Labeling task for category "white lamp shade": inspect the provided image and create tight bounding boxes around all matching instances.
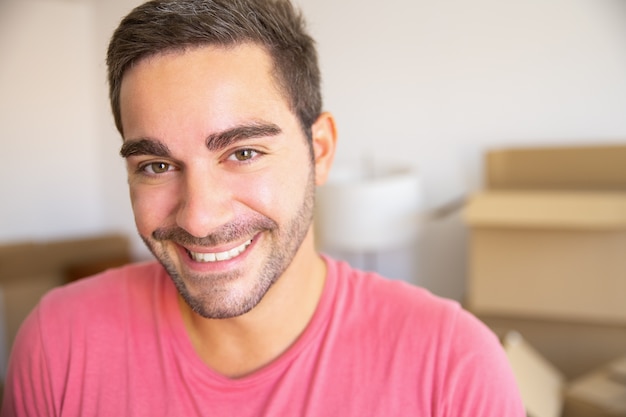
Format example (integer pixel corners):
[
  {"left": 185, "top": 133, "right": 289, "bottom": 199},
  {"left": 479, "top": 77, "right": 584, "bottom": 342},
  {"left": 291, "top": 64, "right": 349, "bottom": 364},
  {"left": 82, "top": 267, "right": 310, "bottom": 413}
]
[{"left": 315, "top": 164, "right": 422, "bottom": 253}]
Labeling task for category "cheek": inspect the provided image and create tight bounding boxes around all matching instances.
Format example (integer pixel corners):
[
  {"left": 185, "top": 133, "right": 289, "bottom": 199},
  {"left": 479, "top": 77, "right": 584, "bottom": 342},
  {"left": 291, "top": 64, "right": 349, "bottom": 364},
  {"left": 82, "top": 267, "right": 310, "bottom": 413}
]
[
  {"left": 232, "top": 173, "right": 276, "bottom": 217},
  {"left": 130, "top": 185, "right": 180, "bottom": 234},
  {"left": 235, "top": 168, "right": 306, "bottom": 221}
]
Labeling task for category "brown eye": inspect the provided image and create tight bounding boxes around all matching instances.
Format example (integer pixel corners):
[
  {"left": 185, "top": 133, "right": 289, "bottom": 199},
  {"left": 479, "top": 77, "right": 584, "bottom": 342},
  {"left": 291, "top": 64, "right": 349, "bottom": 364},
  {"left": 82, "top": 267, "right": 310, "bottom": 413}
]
[
  {"left": 232, "top": 149, "right": 256, "bottom": 161},
  {"left": 146, "top": 162, "right": 171, "bottom": 174}
]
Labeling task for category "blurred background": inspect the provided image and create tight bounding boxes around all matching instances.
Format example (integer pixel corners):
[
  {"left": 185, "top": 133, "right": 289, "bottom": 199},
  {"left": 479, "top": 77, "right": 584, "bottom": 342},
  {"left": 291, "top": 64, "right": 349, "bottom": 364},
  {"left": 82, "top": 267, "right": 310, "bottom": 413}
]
[{"left": 1, "top": 0, "right": 626, "bottom": 410}]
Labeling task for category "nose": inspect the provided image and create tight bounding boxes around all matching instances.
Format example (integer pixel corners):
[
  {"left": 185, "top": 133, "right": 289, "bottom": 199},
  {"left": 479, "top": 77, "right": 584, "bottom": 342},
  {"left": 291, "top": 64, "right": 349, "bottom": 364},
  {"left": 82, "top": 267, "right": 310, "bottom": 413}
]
[{"left": 176, "top": 168, "right": 234, "bottom": 238}]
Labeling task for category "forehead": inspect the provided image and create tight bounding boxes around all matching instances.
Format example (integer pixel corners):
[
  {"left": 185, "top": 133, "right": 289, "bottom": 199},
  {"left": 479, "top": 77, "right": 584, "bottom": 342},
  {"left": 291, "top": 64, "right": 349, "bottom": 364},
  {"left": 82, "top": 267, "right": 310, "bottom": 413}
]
[{"left": 118, "top": 43, "right": 293, "bottom": 139}]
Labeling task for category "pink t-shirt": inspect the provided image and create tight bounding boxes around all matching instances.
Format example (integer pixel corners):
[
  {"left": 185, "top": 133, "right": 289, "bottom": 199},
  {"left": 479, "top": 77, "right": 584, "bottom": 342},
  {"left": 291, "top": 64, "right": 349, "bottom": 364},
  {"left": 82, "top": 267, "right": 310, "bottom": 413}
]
[{"left": 3, "top": 257, "right": 525, "bottom": 416}]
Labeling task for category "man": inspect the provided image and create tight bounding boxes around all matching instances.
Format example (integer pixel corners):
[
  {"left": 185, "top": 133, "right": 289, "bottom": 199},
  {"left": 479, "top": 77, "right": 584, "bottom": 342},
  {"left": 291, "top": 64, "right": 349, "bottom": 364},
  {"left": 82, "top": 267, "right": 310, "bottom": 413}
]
[{"left": 2, "top": 0, "right": 525, "bottom": 415}]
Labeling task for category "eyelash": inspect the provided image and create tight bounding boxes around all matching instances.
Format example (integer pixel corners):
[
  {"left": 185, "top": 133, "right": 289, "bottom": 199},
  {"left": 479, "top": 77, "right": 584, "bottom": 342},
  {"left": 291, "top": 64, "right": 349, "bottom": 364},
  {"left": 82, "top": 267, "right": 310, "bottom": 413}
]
[
  {"left": 134, "top": 147, "right": 264, "bottom": 177},
  {"left": 227, "top": 148, "right": 261, "bottom": 162},
  {"left": 137, "top": 161, "right": 176, "bottom": 176}
]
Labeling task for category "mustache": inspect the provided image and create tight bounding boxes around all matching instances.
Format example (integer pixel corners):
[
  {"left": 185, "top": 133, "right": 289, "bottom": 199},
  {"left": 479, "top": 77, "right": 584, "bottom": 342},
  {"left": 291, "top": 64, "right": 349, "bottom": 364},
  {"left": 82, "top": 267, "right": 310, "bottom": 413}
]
[{"left": 152, "top": 216, "right": 277, "bottom": 247}]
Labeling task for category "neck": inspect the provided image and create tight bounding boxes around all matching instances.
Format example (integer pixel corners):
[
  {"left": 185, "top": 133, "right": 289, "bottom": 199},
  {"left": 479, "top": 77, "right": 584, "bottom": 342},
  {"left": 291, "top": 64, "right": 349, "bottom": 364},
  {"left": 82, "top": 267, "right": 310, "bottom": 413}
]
[{"left": 178, "top": 228, "right": 327, "bottom": 378}]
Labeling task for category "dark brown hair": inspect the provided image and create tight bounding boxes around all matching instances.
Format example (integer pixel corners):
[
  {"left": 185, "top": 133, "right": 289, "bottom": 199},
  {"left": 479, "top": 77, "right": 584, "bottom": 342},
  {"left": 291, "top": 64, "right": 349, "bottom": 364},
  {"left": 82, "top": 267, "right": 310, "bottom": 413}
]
[{"left": 107, "top": 0, "right": 321, "bottom": 140}]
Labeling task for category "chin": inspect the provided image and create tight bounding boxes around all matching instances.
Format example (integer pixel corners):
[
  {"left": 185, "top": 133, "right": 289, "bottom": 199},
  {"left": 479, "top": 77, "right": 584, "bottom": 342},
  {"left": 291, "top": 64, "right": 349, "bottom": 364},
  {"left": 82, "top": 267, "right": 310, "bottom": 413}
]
[{"left": 174, "top": 256, "right": 283, "bottom": 319}]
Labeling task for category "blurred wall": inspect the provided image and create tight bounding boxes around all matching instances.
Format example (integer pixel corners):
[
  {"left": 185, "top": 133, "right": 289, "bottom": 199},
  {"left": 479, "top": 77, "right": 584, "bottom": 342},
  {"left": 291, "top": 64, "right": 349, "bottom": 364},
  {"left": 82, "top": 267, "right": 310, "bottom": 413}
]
[
  {"left": 1, "top": 0, "right": 625, "bottom": 299},
  {"left": 0, "top": 0, "right": 143, "bottom": 246},
  {"left": 0, "top": 0, "right": 102, "bottom": 240},
  {"left": 299, "top": 0, "right": 626, "bottom": 207}
]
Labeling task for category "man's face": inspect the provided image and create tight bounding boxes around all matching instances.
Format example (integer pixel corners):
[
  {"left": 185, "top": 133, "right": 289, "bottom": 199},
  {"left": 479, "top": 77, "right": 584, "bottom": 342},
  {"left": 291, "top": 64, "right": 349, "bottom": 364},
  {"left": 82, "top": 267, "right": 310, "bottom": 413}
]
[{"left": 119, "top": 44, "right": 317, "bottom": 319}]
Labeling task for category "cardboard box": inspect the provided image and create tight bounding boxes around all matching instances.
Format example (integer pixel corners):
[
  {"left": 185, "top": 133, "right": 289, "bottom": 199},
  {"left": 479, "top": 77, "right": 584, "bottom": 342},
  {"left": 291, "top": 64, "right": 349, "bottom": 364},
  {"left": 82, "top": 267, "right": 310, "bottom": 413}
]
[
  {"left": 564, "top": 356, "right": 626, "bottom": 417},
  {"left": 502, "top": 331, "right": 626, "bottom": 417},
  {"left": 480, "top": 315, "right": 626, "bottom": 380},
  {"left": 469, "top": 144, "right": 626, "bottom": 416},
  {"left": 464, "top": 191, "right": 626, "bottom": 324},
  {"left": 503, "top": 331, "right": 566, "bottom": 417},
  {"left": 486, "top": 145, "right": 626, "bottom": 191}
]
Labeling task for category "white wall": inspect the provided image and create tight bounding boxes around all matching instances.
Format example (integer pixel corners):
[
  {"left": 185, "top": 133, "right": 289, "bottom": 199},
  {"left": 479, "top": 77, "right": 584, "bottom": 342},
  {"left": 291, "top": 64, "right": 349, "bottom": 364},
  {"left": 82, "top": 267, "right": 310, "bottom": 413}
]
[
  {"left": 299, "top": 0, "right": 626, "bottom": 207},
  {"left": 0, "top": 0, "right": 144, "bottom": 250},
  {"left": 2, "top": 0, "right": 625, "bottom": 298},
  {"left": 92, "top": 0, "right": 145, "bottom": 257},
  {"left": 0, "top": 0, "right": 102, "bottom": 241}
]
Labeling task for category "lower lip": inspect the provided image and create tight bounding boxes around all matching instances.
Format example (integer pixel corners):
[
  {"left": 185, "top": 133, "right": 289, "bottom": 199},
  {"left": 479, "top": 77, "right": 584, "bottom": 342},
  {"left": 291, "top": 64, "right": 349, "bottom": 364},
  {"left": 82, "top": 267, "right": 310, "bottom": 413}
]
[{"left": 176, "top": 235, "right": 259, "bottom": 273}]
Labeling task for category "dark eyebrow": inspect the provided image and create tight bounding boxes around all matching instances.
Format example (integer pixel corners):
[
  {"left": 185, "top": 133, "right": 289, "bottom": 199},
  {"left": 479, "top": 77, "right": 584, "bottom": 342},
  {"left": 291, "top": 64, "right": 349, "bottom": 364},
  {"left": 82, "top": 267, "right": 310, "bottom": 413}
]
[
  {"left": 119, "top": 138, "right": 171, "bottom": 159},
  {"left": 119, "top": 122, "right": 281, "bottom": 158},
  {"left": 205, "top": 122, "right": 282, "bottom": 152}
]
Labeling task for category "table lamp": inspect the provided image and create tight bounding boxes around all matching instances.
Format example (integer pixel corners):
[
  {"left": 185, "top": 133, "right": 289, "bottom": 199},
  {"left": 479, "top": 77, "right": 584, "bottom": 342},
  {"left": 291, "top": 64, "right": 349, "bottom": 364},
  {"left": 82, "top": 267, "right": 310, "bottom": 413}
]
[{"left": 315, "top": 162, "right": 422, "bottom": 273}]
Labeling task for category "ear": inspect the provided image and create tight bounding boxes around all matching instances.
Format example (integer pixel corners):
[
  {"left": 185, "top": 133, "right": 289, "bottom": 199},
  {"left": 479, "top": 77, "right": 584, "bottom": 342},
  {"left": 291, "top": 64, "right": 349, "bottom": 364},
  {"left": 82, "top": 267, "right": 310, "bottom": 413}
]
[{"left": 311, "top": 112, "right": 337, "bottom": 186}]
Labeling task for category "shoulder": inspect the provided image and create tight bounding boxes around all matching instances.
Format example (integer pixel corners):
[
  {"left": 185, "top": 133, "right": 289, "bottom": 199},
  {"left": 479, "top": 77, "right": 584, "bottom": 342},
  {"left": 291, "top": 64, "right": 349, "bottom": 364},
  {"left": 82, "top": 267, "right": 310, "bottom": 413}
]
[
  {"left": 323, "top": 257, "right": 525, "bottom": 415},
  {"left": 323, "top": 256, "right": 479, "bottom": 358},
  {"left": 15, "top": 260, "right": 168, "bottom": 374},
  {"left": 31, "top": 261, "right": 167, "bottom": 341},
  {"left": 39, "top": 261, "right": 164, "bottom": 314},
  {"left": 3, "top": 261, "right": 172, "bottom": 414},
  {"left": 325, "top": 256, "right": 506, "bottom": 357},
  {"left": 326, "top": 256, "right": 463, "bottom": 326}
]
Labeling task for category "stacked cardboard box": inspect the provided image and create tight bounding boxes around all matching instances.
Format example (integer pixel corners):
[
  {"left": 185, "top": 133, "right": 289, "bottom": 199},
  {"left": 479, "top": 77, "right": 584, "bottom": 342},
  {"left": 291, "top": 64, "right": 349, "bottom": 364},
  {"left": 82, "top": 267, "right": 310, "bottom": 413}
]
[
  {"left": 504, "top": 331, "right": 626, "bottom": 417},
  {"left": 565, "top": 355, "right": 626, "bottom": 417},
  {"left": 464, "top": 144, "right": 626, "bottom": 416}
]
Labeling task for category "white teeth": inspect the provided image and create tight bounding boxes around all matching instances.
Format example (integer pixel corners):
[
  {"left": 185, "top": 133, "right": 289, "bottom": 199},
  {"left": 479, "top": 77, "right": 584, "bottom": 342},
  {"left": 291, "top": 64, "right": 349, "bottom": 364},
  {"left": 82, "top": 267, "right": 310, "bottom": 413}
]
[
  {"left": 189, "top": 239, "right": 252, "bottom": 263},
  {"left": 215, "top": 252, "right": 229, "bottom": 261}
]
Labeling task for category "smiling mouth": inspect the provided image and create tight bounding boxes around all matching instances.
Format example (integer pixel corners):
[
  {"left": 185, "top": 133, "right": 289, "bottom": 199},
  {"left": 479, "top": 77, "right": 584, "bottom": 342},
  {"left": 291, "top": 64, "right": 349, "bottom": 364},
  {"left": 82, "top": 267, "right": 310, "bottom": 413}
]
[{"left": 187, "top": 239, "right": 253, "bottom": 263}]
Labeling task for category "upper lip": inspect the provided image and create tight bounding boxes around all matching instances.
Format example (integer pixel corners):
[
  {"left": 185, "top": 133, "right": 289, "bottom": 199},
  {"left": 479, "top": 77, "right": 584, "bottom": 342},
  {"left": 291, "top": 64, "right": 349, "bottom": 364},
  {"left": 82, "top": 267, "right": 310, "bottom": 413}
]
[
  {"left": 181, "top": 236, "right": 254, "bottom": 254},
  {"left": 181, "top": 235, "right": 255, "bottom": 255}
]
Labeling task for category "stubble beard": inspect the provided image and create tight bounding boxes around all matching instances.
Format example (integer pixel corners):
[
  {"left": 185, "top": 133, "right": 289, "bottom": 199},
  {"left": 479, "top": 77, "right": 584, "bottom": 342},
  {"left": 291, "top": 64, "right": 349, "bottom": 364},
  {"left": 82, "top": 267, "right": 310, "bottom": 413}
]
[{"left": 140, "top": 171, "right": 316, "bottom": 319}]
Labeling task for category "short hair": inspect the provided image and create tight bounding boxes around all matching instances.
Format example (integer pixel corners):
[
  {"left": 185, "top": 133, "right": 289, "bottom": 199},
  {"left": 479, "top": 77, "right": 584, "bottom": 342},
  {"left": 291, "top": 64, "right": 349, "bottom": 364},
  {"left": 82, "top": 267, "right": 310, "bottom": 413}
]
[{"left": 106, "top": 0, "right": 322, "bottom": 141}]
